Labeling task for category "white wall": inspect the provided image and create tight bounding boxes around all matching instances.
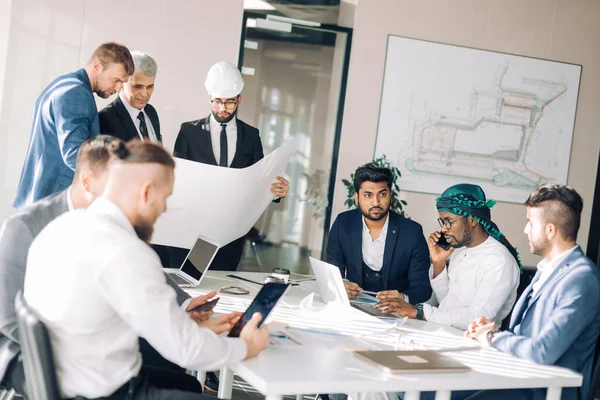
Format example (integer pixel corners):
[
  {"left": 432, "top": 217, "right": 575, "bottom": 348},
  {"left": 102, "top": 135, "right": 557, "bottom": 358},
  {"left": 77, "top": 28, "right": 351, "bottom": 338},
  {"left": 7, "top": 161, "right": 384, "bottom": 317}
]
[
  {"left": 334, "top": 0, "right": 600, "bottom": 268},
  {"left": 0, "top": 0, "right": 244, "bottom": 222}
]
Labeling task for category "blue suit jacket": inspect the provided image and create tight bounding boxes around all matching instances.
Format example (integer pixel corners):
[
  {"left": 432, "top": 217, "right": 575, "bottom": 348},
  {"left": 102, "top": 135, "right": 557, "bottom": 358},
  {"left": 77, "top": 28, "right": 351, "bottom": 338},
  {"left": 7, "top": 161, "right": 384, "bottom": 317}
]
[
  {"left": 13, "top": 69, "right": 100, "bottom": 210},
  {"left": 326, "top": 209, "right": 432, "bottom": 304},
  {"left": 493, "top": 247, "right": 600, "bottom": 400}
]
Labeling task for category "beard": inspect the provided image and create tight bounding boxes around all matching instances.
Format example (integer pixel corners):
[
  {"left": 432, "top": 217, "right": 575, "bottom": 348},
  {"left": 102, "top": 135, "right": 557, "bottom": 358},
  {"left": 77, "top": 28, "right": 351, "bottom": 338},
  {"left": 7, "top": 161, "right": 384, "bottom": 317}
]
[
  {"left": 360, "top": 205, "right": 390, "bottom": 222},
  {"left": 447, "top": 227, "right": 472, "bottom": 248},
  {"left": 530, "top": 236, "right": 551, "bottom": 257},
  {"left": 96, "top": 89, "right": 112, "bottom": 99},
  {"left": 133, "top": 220, "right": 154, "bottom": 243},
  {"left": 212, "top": 108, "right": 237, "bottom": 124}
]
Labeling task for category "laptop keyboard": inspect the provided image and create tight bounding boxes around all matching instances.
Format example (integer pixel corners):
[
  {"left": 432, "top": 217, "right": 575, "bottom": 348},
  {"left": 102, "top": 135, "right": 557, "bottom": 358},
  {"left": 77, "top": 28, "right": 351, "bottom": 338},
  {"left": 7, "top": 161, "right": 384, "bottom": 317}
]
[{"left": 166, "top": 273, "right": 194, "bottom": 286}]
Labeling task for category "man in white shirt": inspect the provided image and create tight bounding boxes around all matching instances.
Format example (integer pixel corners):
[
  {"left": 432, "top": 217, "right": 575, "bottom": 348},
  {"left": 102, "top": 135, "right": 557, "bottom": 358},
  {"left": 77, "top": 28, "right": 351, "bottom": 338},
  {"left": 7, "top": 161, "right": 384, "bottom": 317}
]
[
  {"left": 99, "top": 51, "right": 162, "bottom": 143},
  {"left": 466, "top": 184, "right": 600, "bottom": 400},
  {"left": 376, "top": 183, "right": 520, "bottom": 330},
  {"left": 24, "top": 140, "right": 269, "bottom": 399}
]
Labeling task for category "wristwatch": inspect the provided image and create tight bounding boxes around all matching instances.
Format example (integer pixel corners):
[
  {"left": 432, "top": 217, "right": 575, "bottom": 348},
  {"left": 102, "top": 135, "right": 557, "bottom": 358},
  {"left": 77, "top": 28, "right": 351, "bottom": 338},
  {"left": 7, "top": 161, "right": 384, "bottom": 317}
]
[
  {"left": 486, "top": 328, "right": 500, "bottom": 345},
  {"left": 415, "top": 303, "right": 425, "bottom": 320}
]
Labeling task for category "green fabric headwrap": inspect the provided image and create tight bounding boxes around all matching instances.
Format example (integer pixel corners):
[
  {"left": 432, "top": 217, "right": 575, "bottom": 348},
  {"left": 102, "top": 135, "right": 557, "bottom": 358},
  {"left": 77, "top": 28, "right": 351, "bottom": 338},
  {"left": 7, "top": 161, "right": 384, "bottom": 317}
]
[{"left": 436, "top": 184, "right": 522, "bottom": 271}]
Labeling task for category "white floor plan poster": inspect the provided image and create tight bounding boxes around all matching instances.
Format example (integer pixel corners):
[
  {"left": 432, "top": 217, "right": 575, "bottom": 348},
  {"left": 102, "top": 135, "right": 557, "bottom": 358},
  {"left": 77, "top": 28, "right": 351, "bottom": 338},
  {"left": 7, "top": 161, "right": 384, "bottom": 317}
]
[{"left": 375, "top": 36, "right": 582, "bottom": 203}]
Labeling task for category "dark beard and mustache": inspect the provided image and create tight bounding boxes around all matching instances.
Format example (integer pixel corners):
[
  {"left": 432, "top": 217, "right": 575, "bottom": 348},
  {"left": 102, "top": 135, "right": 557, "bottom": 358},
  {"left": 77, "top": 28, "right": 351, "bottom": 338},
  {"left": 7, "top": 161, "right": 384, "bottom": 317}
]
[
  {"left": 134, "top": 220, "right": 154, "bottom": 243},
  {"left": 212, "top": 108, "right": 237, "bottom": 124}
]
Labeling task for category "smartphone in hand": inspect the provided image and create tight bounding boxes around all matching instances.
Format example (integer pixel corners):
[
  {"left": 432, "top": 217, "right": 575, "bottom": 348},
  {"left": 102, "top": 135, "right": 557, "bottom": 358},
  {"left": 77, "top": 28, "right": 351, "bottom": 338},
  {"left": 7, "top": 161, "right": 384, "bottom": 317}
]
[
  {"left": 188, "top": 297, "right": 220, "bottom": 313},
  {"left": 227, "top": 283, "right": 288, "bottom": 338},
  {"left": 436, "top": 232, "right": 451, "bottom": 250}
]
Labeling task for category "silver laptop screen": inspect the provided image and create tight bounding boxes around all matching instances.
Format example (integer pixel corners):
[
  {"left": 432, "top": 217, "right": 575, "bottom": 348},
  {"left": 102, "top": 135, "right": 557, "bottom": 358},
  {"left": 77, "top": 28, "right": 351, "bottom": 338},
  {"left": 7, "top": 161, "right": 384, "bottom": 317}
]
[{"left": 180, "top": 238, "right": 219, "bottom": 281}]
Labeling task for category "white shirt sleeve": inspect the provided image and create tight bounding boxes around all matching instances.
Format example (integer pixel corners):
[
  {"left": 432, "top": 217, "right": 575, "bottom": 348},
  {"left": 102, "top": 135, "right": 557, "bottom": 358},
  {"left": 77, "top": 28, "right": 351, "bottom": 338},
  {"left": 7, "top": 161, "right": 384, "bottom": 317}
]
[
  {"left": 429, "top": 264, "right": 450, "bottom": 303},
  {"left": 423, "top": 256, "right": 519, "bottom": 330},
  {"left": 94, "top": 248, "right": 247, "bottom": 371}
]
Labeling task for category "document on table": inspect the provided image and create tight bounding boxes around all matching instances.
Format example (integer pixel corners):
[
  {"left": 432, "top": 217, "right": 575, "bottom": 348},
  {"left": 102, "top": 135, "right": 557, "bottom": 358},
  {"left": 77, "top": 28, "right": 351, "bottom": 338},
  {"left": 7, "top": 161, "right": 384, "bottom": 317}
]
[{"left": 151, "top": 137, "right": 299, "bottom": 248}]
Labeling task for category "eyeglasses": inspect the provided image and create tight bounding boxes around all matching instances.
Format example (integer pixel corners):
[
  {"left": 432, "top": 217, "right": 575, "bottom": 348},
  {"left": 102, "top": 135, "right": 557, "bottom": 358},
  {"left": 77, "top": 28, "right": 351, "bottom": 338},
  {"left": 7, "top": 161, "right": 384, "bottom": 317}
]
[
  {"left": 219, "top": 285, "right": 249, "bottom": 295},
  {"left": 437, "top": 215, "right": 464, "bottom": 229},
  {"left": 211, "top": 99, "right": 238, "bottom": 110}
]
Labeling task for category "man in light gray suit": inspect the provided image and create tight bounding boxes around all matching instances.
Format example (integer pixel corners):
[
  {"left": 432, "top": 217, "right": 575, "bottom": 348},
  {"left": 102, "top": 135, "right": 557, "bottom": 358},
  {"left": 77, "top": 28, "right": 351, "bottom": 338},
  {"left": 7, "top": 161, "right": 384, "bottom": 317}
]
[
  {"left": 0, "top": 136, "right": 212, "bottom": 394},
  {"left": 466, "top": 184, "right": 600, "bottom": 400}
]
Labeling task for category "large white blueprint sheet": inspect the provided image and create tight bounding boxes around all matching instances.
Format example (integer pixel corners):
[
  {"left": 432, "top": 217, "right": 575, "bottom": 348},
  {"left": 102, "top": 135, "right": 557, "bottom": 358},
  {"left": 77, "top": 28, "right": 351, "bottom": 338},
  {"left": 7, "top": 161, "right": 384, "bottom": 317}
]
[{"left": 152, "top": 138, "right": 298, "bottom": 248}]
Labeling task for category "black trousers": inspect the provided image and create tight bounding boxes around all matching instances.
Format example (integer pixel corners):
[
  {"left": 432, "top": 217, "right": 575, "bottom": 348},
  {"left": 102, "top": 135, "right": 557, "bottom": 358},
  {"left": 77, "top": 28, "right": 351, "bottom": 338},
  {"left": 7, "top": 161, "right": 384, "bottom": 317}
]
[
  {"left": 1, "top": 340, "right": 204, "bottom": 397},
  {"left": 68, "top": 371, "right": 211, "bottom": 400}
]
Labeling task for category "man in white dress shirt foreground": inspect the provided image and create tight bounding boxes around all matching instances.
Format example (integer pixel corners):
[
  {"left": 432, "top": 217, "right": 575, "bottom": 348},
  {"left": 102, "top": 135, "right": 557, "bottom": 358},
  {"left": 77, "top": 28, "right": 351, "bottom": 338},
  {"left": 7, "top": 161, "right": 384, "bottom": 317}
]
[
  {"left": 376, "top": 183, "right": 521, "bottom": 330},
  {"left": 24, "top": 140, "right": 269, "bottom": 399}
]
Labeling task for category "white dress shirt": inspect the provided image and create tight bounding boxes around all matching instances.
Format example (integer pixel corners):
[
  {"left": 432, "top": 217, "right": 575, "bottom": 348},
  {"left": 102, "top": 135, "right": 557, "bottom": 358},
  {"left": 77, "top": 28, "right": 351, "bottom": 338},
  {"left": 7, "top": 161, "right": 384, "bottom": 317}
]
[
  {"left": 361, "top": 216, "right": 389, "bottom": 272},
  {"left": 532, "top": 246, "right": 577, "bottom": 296},
  {"left": 423, "top": 235, "right": 520, "bottom": 330},
  {"left": 24, "top": 198, "right": 247, "bottom": 398},
  {"left": 209, "top": 114, "right": 237, "bottom": 167},
  {"left": 119, "top": 92, "right": 159, "bottom": 142}
]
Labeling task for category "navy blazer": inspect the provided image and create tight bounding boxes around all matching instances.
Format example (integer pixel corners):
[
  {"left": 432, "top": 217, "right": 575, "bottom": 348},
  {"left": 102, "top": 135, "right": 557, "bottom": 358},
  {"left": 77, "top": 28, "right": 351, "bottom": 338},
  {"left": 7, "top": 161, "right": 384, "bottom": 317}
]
[
  {"left": 13, "top": 69, "right": 100, "bottom": 209},
  {"left": 98, "top": 95, "right": 162, "bottom": 142},
  {"left": 493, "top": 247, "right": 600, "bottom": 400},
  {"left": 326, "top": 209, "right": 432, "bottom": 304}
]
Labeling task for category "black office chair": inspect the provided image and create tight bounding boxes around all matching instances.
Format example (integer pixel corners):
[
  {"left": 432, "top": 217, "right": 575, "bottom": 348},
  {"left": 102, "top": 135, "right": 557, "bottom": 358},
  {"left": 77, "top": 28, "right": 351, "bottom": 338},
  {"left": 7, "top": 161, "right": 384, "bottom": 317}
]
[{"left": 14, "top": 291, "right": 60, "bottom": 400}]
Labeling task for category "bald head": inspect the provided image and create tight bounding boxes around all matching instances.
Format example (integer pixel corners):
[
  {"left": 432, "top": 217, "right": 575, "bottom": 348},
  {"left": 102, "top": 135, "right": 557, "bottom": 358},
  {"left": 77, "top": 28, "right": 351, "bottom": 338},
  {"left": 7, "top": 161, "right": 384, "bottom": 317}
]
[{"left": 104, "top": 140, "right": 175, "bottom": 242}]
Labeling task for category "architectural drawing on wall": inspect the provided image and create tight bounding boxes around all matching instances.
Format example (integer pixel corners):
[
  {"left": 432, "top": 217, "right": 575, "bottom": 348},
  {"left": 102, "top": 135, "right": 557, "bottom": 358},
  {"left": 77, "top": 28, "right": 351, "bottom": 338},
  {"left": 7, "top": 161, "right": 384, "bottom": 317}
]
[{"left": 375, "top": 36, "right": 582, "bottom": 203}]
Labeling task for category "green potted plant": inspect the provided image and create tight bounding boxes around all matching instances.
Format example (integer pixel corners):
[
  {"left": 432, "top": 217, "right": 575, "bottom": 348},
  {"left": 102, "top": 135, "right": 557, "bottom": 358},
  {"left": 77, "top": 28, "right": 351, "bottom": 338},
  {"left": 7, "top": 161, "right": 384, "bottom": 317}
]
[{"left": 341, "top": 154, "right": 408, "bottom": 217}]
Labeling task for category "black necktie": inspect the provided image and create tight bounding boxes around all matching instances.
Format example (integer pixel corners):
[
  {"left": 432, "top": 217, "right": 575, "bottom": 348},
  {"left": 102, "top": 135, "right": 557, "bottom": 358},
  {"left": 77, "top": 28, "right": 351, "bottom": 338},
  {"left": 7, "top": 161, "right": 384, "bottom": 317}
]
[
  {"left": 219, "top": 123, "right": 228, "bottom": 167},
  {"left": 137, "top": 111, "right": 149, "bottom": 139}
]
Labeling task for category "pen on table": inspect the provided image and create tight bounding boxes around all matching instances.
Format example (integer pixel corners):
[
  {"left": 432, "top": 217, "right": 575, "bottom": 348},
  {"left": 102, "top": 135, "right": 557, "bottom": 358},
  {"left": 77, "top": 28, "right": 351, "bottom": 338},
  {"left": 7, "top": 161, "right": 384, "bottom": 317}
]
[
  {"left": 270, "top": 334, "right": 302, "bottom": 345},
  {"left": 342, "top": 279, "right": 378, "bottom": 297}
]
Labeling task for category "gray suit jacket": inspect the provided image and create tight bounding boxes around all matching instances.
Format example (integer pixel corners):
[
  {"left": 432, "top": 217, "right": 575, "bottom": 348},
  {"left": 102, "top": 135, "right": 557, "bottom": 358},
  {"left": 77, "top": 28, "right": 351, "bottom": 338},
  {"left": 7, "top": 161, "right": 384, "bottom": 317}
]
[
  {"left": 493, "top": 247, "right": 600, "bottom": 400},
  {"left": 0, "top": 190, "right": 190, "bottom": 381}
]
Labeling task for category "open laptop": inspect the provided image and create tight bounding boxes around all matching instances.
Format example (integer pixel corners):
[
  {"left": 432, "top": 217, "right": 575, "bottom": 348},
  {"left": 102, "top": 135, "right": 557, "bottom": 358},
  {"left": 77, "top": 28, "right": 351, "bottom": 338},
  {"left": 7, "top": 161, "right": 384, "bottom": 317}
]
[
  {"left": 309, "top": 257, "right": 388, "bottom": 318},
  {"left": 163, "top": 235, "right": 220, "bottom": 288}
]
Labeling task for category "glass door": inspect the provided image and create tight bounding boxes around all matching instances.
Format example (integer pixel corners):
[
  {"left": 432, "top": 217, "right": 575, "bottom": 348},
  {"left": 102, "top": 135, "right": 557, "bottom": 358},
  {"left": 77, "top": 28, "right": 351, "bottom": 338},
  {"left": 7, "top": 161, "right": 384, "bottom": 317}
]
[{"left": 237, "top": 12, "right": 351, "bottom": 274}]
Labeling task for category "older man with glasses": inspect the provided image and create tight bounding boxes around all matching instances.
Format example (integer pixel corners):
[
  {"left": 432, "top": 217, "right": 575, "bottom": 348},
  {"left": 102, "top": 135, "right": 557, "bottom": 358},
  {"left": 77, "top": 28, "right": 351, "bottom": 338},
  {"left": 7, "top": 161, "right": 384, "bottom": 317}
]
[{"left": 375, "top": 183, "right": 521, "bottom": 330}]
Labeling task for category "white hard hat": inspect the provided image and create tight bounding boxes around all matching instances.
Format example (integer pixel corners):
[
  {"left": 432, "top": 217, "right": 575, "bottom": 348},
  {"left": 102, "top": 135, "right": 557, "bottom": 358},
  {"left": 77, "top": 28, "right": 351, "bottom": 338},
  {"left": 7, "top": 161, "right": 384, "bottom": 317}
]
[{"left": 205, "top": 61, "right": 245, "bottom": 98}]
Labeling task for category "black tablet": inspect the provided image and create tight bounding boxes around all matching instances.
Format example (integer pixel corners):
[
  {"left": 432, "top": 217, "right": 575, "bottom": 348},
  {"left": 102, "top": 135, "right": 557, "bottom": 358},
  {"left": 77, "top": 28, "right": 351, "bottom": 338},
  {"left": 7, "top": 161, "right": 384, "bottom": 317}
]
[{"left": 227, "top": 282, "right": 288, "bottom": 337}]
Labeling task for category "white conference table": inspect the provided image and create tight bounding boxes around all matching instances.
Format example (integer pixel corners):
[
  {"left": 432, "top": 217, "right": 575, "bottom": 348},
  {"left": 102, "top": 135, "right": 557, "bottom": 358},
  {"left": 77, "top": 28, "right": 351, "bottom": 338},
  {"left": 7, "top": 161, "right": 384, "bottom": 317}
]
[{"left": 187, "top": 271, "right": 582, "bottom": 400}]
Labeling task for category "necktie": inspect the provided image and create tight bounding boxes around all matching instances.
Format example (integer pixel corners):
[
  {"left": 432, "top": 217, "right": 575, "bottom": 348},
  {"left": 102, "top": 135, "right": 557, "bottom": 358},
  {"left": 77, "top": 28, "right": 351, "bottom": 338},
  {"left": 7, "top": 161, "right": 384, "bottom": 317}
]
[
  {"left": 137, "top": 111, "right": 149, "bottom": 139},
  {"left": 219, "top": 123, "right": 228, "bottom": 167}
]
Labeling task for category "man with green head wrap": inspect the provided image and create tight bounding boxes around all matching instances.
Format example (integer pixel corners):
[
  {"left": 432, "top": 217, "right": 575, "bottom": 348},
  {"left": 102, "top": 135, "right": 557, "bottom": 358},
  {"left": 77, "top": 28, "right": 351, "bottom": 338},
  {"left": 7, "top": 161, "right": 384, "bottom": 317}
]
[{"left": 375, "top": 183, "right": 520, "bottom": 330}]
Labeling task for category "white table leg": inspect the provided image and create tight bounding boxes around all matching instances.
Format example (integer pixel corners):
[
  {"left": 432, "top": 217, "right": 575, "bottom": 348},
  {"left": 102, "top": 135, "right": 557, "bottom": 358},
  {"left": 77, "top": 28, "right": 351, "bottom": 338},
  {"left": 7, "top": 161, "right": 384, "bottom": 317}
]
[
  {"left": 196, "top": 371, "right": 206, "bottom": 384},
  {"left": 404, "top": 392, "right": 421, "bottom": 400},
  {"left": 265, "top": 396, "right": 284, "bottom": 400},
  {"left": 217, "top": 367, "right": 234, "bottom": 399},
  {"left": 295, "top": 395, "right": 303, "bottom": 400},
  {"left": 348, "top": 393, "right": 359, "bottom": 400},
  {"left": 434, "top": 391, "right": 451, "bottom": 400},
  {"left": 545, "top": 387, "right": 562, "bottom": 400}
]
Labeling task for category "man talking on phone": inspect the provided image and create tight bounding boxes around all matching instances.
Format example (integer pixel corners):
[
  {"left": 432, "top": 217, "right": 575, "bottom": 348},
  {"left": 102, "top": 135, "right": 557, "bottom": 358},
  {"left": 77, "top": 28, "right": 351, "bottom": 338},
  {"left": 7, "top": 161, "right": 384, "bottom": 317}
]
[{"left": 375, "top": 183, "right": 520, "bottom": 330}]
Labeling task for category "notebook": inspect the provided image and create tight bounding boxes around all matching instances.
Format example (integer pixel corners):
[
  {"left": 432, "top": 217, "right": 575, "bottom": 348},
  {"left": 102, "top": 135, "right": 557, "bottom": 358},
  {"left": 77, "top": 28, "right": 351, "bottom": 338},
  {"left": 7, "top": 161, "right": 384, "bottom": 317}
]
[{"left": 353, "top": 350, "right": 471, "bottom": 374}]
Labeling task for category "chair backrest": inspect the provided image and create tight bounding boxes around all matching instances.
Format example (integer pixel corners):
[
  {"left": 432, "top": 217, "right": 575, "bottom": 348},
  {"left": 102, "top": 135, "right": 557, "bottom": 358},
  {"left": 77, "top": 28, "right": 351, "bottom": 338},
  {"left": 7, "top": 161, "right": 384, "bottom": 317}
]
[
  {"left": 14, "top": 292, "right": 61, "bottom": 400},
  {"left": 590, "top": 337, "right": 600, "bottom": 400}
]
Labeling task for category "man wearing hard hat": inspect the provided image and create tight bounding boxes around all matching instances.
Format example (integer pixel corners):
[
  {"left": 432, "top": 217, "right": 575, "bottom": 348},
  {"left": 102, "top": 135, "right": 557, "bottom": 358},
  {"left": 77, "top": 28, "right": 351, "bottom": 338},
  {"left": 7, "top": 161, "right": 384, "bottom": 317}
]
[{"left": 174, "top": 61, "right": 289, "bottom": 273}]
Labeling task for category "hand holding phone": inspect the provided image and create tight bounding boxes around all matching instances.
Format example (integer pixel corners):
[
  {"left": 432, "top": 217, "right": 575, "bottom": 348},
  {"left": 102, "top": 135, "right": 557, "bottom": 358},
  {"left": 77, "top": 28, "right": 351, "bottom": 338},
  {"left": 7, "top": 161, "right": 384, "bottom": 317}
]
[
  {"left": 436, "top": 231, "right": 451, "bottom": 250},
  {"left": 228, "top": 283, "right": 288, "bottom": 338},
  {"left": 188, "top": 297, "right": 220, "bottom": 313}
]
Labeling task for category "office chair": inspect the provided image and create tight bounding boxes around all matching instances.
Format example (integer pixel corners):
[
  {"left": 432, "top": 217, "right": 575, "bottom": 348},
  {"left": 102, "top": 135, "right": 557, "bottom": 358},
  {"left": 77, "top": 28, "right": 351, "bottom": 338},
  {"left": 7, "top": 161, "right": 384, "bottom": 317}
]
[
  {"left": 14, "top": 292, "right": 61, "bottom": 400},
  {"left": 590, "top": 336, "right": 600, "bottom": 400}
]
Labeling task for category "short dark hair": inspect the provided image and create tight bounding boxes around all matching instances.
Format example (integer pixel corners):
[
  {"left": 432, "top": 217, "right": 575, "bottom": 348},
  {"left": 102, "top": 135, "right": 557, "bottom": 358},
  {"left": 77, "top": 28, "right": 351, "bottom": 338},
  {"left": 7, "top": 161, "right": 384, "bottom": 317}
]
[
  {"left": 74, "top": 135, "right": 120, "bottom": 177},
  {"left": 89, "top": 42, "right": 135, "bottom": 76},
  {"left": 109, "top": 139, "right": 175, "bottom": 169},
  {"left": 525, "top": 184, "right": 584, "bottom": 241},
  {"left": 353, "top": 163, "right": 393, "bottom": 194}
]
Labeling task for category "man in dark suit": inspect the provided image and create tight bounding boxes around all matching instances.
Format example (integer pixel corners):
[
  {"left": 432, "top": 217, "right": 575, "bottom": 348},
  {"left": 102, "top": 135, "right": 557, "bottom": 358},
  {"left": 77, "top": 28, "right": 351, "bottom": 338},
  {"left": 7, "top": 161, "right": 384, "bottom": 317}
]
[
  {"left": 326, "top": 164, "right": 432, "bottom": 305},
  {"left": 173, "top": 61, "right": 289, "bottom": 272},
  {"left": 99, "top": 51, "right": 162, "bottom": 143}
]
